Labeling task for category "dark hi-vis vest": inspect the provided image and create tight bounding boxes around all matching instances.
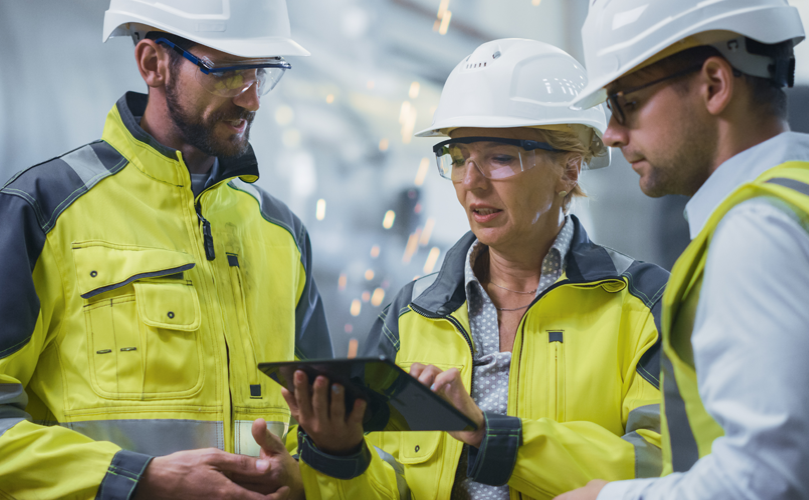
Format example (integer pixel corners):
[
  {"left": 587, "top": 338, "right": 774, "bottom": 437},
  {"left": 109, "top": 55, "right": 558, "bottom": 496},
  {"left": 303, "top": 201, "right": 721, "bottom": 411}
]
[{"left": 660, "top": 161, "right": 809, "bottom": 474}]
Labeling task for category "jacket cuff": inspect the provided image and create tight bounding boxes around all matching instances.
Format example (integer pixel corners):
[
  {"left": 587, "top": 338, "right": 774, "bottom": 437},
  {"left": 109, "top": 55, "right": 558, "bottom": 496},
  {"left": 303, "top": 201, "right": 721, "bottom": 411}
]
[
  {"left": 297, "top": 429, "right": 372, "bottom": 479},
  {"left": 467, "top": 413, "right": 522, "bottom": 486},
  {"left": 95, "top": 449, "right": 153, "bottom": 500}
]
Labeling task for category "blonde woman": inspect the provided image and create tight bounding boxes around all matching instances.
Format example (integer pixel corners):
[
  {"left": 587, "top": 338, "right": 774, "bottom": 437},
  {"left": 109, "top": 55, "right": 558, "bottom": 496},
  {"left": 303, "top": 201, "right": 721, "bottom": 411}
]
[{"left": 287, "top": 39, "right": 668, "bottom": 500}]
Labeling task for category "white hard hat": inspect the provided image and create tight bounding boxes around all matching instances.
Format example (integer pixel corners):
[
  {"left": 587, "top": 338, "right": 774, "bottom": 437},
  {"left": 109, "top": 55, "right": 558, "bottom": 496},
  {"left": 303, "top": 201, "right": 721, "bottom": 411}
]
[
  {"left": 417, "top": 38, "right": 611, "bottom": 169},
  {"left": 103, "top": 0, "right": 310, "bottom": 58},
  {"left": 573, "top": 0, "right": 805, "bottom": 110}
]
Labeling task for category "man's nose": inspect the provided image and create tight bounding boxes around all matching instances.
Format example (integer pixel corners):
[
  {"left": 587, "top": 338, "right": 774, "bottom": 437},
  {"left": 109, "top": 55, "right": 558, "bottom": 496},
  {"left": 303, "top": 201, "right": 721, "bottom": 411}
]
[
  {"left": 602, "top": 114, "right": 628, "bottom": 149},
  {"left": 232, "top": 80, "right": 261, "bottom": 112}
]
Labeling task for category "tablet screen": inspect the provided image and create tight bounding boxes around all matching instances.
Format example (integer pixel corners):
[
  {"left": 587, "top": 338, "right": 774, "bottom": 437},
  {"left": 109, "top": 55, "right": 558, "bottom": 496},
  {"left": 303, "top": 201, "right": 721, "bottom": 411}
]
[{"left": 258, "top": 356, "right": 477, "bottom": 432}]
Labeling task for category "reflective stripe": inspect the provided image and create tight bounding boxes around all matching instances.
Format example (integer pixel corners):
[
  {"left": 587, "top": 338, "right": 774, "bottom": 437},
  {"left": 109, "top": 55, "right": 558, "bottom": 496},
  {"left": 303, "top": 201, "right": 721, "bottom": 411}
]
[
  {"left": 411, "top": 272, "right": 439, "bottom": 302},
  {"left": 0, "top": 417, "right": 26, "bottom": 437},
  {"left": 766, "top": 177, "right": 809, "bottom": 196},
  {"left": 622, "top": 404, "right": 662, "bottom": 477},
  {"left": 61, "top": 144, "right": 110, "bottom": 189},
  {"left": 621, "top": 431, "right": 662, "bottom": 478},
  {"left": 65, "top": 419, "right": 224, "bottom": 456},
  {"left": 662, "top": 355, "right": 699, "bottom": 472},
  {"left": 605, "top": 247, "right": 634, "bottom": 275},
  {"left": 626, "top": 404, "right": 661, "bottom": 434},
  {"left": 0, "top": 384, "right": 31, "bottom": 436},
  {"left": 0, "top": 383, "right": 26, "bottom": 402},
  {"left": 230, "top": 179, "right": 298, "bottom": 245},
  {"left": 374, "top": 446, "right": 412, "bottom": 500},
  {"left": 234, "top": 420, "right": 289, "bottom": 457}
]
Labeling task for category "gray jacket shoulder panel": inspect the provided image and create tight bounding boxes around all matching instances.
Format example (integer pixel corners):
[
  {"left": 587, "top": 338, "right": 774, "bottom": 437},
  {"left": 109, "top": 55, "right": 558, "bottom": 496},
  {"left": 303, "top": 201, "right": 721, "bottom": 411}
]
[
  {"left": 361, "top": 280, "right": 420, "bottom": 360},
  {"left": 1, "top": 141, "right": 127, "bottom": 234},
  {"left": 227, "top": 179, "right": 307, "bottom": 256}
]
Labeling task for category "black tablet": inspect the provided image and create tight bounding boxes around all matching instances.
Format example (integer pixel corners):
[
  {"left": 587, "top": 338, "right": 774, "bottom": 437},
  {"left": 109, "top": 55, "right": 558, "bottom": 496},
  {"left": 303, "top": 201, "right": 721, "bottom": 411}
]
[{"left": 258, "top": 356, "right": 477, "bottom": 433}]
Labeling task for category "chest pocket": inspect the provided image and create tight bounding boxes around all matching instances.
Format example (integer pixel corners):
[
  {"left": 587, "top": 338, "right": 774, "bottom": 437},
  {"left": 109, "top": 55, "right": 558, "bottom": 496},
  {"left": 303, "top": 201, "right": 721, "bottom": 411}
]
[{"left": 74, "top": 242, "right": 203, "bottom": 400}]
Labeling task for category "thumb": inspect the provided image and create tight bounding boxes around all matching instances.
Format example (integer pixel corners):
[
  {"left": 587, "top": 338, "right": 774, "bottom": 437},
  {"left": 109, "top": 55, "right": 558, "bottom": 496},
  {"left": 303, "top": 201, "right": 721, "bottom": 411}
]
[{"left": 251, "top": 418, "right": 287, "bottom": 456}]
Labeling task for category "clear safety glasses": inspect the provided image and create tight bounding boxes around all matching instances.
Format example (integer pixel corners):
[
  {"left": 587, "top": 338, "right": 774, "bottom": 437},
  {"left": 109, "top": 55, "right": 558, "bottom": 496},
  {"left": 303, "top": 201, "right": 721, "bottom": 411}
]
[
  {"left": 432, "top": 137, "right": 567, "bottom": 182},
  {"left": 606, "top": 64, "right": 703, "bottom": 125},
  {"left": 156, "top": 38, "right": 291, "bottom": 97}
]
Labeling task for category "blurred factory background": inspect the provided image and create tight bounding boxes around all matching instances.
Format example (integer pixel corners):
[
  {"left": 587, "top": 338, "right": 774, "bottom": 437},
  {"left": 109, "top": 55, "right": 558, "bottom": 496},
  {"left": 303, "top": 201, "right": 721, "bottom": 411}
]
[{"left": 2, "top": 0, "right": 809, "bottom": 357}]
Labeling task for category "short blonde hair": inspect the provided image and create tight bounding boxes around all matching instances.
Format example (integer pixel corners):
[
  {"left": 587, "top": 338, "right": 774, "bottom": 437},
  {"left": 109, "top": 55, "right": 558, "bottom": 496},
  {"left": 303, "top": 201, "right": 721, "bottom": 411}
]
[{"left": 538, "top": 127, "right": 590, "bottom": 212}]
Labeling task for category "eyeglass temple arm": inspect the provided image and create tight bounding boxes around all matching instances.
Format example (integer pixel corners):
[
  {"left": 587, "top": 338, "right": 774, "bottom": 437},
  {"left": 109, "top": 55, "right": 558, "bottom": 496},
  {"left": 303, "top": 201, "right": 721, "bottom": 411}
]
[{"left": 154, "top": 37, "right": 211, "bottom": 73}]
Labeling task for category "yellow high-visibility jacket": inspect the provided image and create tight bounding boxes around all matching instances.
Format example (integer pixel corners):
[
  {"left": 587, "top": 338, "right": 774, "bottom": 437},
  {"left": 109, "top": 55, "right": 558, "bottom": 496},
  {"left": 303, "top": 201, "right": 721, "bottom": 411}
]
[
  {"left": 660, "top": 162, "right": 809, "bottom": 473},
  {"left": 299, "top": 218, "right": 666, "bottom": 500},
  {"left": 0, "top": 92, "right": 332, "bottom": 499}
]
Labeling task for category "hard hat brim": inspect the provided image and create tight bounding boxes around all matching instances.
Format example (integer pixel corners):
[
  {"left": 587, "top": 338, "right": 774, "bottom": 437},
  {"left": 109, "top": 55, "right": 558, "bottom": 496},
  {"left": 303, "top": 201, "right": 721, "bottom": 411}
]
[
  {"left": 416, "top": 117, "right": 612, "bottom": 169},
  {"left": 415, "top": 115, "right": 607, "bottom": 138}
]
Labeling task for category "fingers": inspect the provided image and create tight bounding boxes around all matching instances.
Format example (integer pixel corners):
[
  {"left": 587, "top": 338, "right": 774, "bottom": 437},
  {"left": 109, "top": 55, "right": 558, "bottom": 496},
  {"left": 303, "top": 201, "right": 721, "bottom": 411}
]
[
  {"left": 311, "top": 376, "right": 330, "bottom": 425},
  {"left": 329, "top": 384, "right": 346, "bottom": 423},
  {"left": 280, "top": 388, "right": 299, "bottom": 417},
  {"left": 251, "top": 418, "right": 269, "bottom": 450},
  {"left": 411, "top": 364, "right": 444, "bottom": 389},
  {"left": 346, "top": 397, "right": 367, "bottom": 428},
  {"left": 409, "top": 362, "right": 426, "bottom": 378},
  {"left": 292, "top": 371, "right": 314, "bottom": 421},
  {"left": 251, "top": 418, "right": 287, "bottom": 456},
  {"left": 430, "top": 368, "right": 462, "bottom": 394},
  {"left": 265, "top": 485, "right": 291, "bottom": 500},
  {"left": 206, "top": 448, "right": 269, "bottom": 476}
]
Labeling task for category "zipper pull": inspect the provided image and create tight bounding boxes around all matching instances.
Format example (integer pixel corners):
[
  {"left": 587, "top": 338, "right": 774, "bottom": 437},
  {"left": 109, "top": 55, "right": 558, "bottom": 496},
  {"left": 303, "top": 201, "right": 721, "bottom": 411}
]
[{"left": 196, "top": 203, "right": 216, "bottom": 261}]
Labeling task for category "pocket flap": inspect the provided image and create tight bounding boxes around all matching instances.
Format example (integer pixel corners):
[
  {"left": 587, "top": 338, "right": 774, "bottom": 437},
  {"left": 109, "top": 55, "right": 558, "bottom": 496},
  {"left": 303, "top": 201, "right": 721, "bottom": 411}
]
[
  {"left": 134, "top": 282, "right": 201, "bottom": 331},
  {"left": 399, "top": 431, "right": 442, "bottom": 464},
  {"left": 73, "top": 242, "right": 195, "bottom": 299}
]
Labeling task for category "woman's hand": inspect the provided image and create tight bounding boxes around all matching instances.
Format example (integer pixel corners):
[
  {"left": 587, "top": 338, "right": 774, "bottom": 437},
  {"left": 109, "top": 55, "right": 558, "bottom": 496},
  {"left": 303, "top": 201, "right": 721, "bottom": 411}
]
[
  {"left": 280, "top": 370, "right": 367, "bottom": 456},
  {"left": 409, "top": 363, "right": 485, "bottom": 447}
]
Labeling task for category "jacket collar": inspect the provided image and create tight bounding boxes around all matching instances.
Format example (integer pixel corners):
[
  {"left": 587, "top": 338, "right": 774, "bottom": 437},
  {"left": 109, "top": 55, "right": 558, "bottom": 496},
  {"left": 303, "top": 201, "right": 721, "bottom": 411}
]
[
  {"left": 411, "top": 215, "right": 627, "bottom": 315},
  {"left": 102, "top": 92, "right": 260, "bottom": 187}
]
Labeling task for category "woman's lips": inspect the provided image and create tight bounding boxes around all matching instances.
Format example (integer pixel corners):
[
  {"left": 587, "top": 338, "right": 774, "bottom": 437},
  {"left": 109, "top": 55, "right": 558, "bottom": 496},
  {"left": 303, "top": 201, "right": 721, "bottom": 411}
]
[{"left": 471, "top": 207, "right": 503, "bottom": 223}]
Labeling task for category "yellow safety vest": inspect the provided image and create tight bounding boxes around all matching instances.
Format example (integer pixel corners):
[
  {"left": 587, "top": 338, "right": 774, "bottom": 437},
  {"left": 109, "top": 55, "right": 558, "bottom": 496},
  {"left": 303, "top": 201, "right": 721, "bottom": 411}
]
[{"left": 660, "top": 161, "right": 809, "bottom": 474}]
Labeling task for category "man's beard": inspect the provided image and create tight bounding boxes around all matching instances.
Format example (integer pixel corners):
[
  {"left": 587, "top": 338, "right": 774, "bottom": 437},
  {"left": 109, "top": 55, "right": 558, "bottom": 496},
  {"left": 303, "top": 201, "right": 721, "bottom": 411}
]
[{"left": 165, "top": 74, "right": 256, "bottom": 159}]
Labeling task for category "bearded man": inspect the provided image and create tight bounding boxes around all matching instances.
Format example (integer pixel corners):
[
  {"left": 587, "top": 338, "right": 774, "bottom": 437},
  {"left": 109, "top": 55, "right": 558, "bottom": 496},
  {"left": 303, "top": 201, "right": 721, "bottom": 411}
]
[{"left": 0, "top": 1, "right": 331, "bottom": 498}]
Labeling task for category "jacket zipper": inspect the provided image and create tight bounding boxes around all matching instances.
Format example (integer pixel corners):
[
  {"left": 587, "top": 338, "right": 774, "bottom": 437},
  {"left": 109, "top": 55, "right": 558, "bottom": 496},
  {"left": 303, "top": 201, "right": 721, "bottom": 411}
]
[{"left": 196, "top": 201, "right": 216, "bottom": 261}]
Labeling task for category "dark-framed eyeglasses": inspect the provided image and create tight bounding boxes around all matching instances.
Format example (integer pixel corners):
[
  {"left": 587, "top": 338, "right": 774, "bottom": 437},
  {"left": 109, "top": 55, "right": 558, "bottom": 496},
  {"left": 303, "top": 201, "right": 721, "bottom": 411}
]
[
  {"left": 606, "top": 64, "right": 704, "bottom": 125},
  {"left": 432, "top": 136, "right": 568, "bottom": 182},
  {"left": 155, "top": 37, "right": 292, "bottom": 97}
]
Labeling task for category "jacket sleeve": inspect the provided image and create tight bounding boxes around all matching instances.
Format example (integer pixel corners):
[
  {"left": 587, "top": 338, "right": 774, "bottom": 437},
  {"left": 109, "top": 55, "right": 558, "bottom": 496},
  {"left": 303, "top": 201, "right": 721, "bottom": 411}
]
[
  {"left": 299, "top": 286, "right": 416, "bottom": 499},
  {"left": 465, "top": 305, "right": 663, "bottom": 498},
  {"left": 0, "top": 191, "right": 151, "bottom": 500}
]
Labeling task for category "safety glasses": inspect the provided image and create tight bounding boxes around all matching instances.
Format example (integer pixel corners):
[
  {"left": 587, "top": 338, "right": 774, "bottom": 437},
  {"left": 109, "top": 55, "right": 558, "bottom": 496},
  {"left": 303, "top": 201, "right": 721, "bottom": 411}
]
[
  {"left": 432, "top": 137, "right": 567, "bottom": 182},
  {"left": 156, "top": 38, "right": 291, "bottom": 97},
  {"left": 606, "top": 64, "right": 704, "bottom": 125}
]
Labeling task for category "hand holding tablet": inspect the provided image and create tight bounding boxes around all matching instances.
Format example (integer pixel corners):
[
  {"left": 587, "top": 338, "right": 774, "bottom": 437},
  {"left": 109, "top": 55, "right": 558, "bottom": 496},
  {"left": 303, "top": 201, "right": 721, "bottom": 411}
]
[{"left": 259, "top": 357, "right": 478, "bottom": 436}]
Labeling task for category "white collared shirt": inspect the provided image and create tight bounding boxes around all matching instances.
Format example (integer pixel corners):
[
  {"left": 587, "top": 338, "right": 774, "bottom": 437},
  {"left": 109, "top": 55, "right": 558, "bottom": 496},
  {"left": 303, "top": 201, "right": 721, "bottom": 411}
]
[{"left": 599, "top": 132, "right": 809, "bottom": 500}]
